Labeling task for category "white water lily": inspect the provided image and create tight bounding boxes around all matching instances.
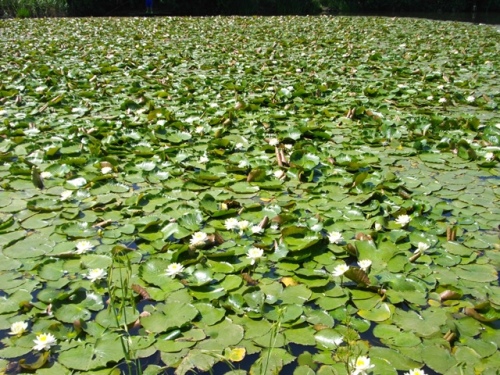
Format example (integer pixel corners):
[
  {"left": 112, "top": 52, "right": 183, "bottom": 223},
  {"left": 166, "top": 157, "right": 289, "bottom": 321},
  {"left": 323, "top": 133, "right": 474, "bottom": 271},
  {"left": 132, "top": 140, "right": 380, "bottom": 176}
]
[
  {"left": 75, "top": 240, "right": 94, "bottom": 254},
  {"left": 466, "top": 95, "right": 475, "bottom": 103},
  {"left": 137, "top": 161, "right": 156, "bottom": 171},
  {"left": 484, "top": 152, "right": 495, "bottom": 162},
  {"left": 33, "top": 333, "right": 57, "bottom": 351},
  {"left": 405, "top": 369, "right": 428, "bottom": 375},
  {"left": 67, "top": 177, "right": 87, "bottom": 187},
  {"left": 358, "top": 259, "right": 372, "bottom": 272},
  {"left": 238, "top": 220, "right": 250, "bottom": 232},
  {"left": 247, "top": 247, "right": 264, "bottom": 265},
  {"left": 101, "top": 166, "right": 113, "bottom": 174},
  {"left": 395, "top": 214, "right": 411, "bottom": 227},
  {"left": 427, "top": 95, "right": 434, "bottom": 101},
  {"left": 156, "top": 171, "right": 169, "bottom": 179},
  {"left": 86, "top": 268, "right": 107, "bottom": 282},
  {"left": 40, "top": 171, "right": 52, "bottom": 179},
  {"left": 190, "top": 231, "right": 208, "bottom": 247},
  {"left": 268, "top": 138, "right": 279, "bottom": 146},
  {"left": 274, "top": 170, "right": 285, "bottom": 179},
  {"left": 24, "top": 127, "right": 40, "bottom": 136},
  {"left": 351, "top": 355, "right": 375, "bottom": 375},
  {"left": 166, "top": 263, "right": 184, "bottom": 277},
  {"left": 328, "top": 231, "right": 344, "bottom": 244},
  {"left": 332, "top": 262, "right": 349, "bottom": 277},
  {"left": 238, "top": 159, "right": 250, "bottom": 168},
  {"left": 416, "top": 242, "right": 430, "bottom": 254},
  {"left": 439, "top": 97, "right": 447, "bottom": 104},
  {"left": 224, "top": 218, "right": 239, "bottom": 230},
  {"left": 9, "top": 321, "right": 28, "bottom": 336},
  {"left": 251, "top": 225, "right": 263, "bottom": 234},
  {"left": 199, "top": 153, "right": 209, "bottom": 163}
]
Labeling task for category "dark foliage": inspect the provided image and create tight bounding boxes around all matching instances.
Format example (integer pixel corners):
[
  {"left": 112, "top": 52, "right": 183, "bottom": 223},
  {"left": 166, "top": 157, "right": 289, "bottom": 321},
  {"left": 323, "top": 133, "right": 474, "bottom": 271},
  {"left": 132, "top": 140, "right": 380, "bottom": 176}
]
[
  {"left": 321, "top": 0, "right": 500, "bottom": 13},
  {"left": 3, "top": 0, "right": 499, "bottom": 17}
]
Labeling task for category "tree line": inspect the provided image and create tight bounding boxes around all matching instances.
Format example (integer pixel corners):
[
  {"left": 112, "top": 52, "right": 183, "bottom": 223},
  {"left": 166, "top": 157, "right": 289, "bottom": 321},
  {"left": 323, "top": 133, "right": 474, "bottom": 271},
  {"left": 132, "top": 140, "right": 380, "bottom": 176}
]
[{"left": 1, "top": 0, "right": 498, "bottom": 18}]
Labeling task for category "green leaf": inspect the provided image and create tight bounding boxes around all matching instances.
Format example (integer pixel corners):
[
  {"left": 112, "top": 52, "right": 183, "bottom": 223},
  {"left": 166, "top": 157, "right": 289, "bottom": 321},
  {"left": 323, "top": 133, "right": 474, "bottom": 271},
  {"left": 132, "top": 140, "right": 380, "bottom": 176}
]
[{"left": 141, "top": 302, "right": 198, "bottom": 333}]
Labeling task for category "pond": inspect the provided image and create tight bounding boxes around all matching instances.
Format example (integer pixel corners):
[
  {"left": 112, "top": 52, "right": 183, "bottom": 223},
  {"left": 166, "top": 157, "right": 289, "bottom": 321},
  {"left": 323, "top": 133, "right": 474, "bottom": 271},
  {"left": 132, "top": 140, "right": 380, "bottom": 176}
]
[{"left": 0, "top": 14, "right": 499, "bottom": 375}]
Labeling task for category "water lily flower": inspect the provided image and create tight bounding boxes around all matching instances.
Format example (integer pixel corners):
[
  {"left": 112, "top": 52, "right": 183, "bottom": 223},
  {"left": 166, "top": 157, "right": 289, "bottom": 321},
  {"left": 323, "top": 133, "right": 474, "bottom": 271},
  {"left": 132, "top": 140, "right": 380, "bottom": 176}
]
[
  {"left": 137, "top": 161, "right": 156, "bottom": 171},
  {"left": 86, "top": 268, "right": 107, "bottom": 282},
  {"left": 137, "top": 140, "right": 152, "bottom": 148},
  {"left": 438, "top": 97, "right": 447, "bottom": 104},
  {"left": 374, "top": 222, "right": 382, "bottom": 231},
  {"left": 328, "top": 231, "right": 344, "bottom": 244},
  {"left": 101, "top": 166, "right": 113, "bottom": 174},
  {"left": 332, "top": 262, "right": 349, "bottom": 277},
  {"left": 60, "top": 190, "right": 73, "bottom": 201},
  {"left": 358, "top": 259, "right": 372, "bottom": 272},
  {"left": 238, "top": 159, "right": 250, "bottom": 168},
  {"left": 274, "top": 170, "right": 285, "bottom": 179},
  {"left": 156, "top": 171, "right": 169, "bottom": 179},
  {"left": 238, "top": 220, "right": 250, "bottom": 233},
  {"left": 199, "top": 153, "right": 209, "bottom": 164},
  {"left": 9, "top": 321, "right": 28, "bottom": 336},
  {"left": 405, "top": 369, "right": 428, "bottom": 375},
  {"left": 235, "top": 142, "right": 244, "bottom": 150},
  {"left": 426, "top": 95, "right": 434, "bottom": 101},
  {"left": 195, "top": 126, "right": 204, "bottom": 134},
  {"left": 24, "top": 127, "right": 41, "bottom": 136},
  {"left": 416, "top": 242, "right": 430, "bottom": 254},
  {"left": 67, "top": 177, "right": 87, "bottom": 188},
  {"left": 33, "top": 333, "right": 57, "bottom": 351},
  {"left": 190, "top": 231, "right": 208, "bottom": 247},
  {"left": 225, "top": 218, "right": 240, "bottom": 230},
  {"left": 166, "top": 263, "right": 184, "bottom": 277},
  {"left": 268, "top": 138, "right": 279, "bottom": 146},
  {"left": 466, "top": 95, "right": 475, "bottom": 103},
  {"left": 247, "top": 247, "right": 264, "bottom": 265},
  {"left": 75, "top": 240, "right": 94, "bottom": 254},
  {"left": 395, "top": 214, "right": 411, "bottom": 227},
  {"left": 351, "top": 355, "right": 375, "bottom": 375},
  {"left": 251, "top": 225, "right": 263, "bottom": 234},
  {"left": 485, "top": 152, "right": 495, "bottom": 162},
  {"left": 40, "top": 171, "right": 52, "bottom": 179}
]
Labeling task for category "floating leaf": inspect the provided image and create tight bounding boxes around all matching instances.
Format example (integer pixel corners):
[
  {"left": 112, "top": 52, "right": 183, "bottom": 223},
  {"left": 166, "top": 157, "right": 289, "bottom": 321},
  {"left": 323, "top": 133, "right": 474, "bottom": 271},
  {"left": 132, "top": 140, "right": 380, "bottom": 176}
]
[
  {"left": 141, "top": 302, "right": 198, "bottom": 333},
  {"left": 358, "top": 302, "right": 394, "bottom": 322}
]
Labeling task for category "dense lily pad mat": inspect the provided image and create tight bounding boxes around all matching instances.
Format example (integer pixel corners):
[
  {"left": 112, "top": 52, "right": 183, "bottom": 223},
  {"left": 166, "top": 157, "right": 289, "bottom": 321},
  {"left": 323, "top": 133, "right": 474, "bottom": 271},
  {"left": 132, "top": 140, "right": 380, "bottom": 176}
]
[{"left": 0, "top": 15, "right": 499, "bottom": 375}]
